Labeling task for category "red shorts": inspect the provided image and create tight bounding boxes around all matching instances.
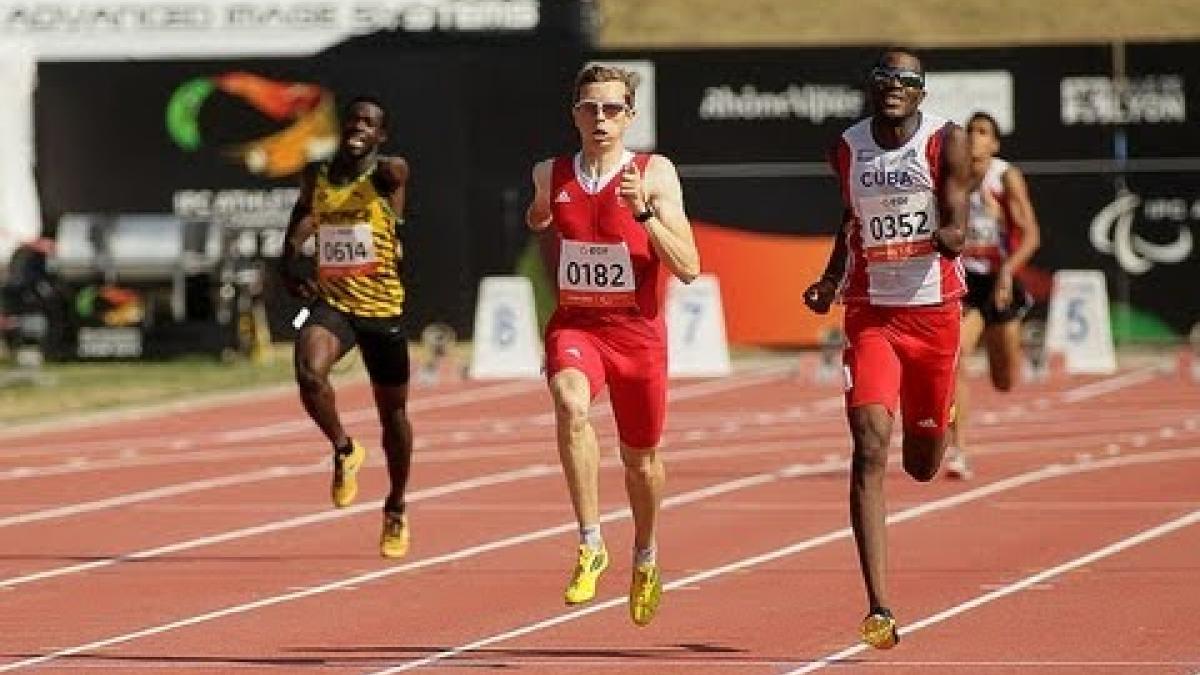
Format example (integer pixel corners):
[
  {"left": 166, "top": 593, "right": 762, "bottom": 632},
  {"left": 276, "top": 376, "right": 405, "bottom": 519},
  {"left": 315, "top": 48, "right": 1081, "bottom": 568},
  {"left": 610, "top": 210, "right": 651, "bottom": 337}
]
[
  {"left": 545, "top": 319, "right": 667, "bottom": 449},
  {"left": 843, "top": 302, "right": 961, "bottom": 437}
]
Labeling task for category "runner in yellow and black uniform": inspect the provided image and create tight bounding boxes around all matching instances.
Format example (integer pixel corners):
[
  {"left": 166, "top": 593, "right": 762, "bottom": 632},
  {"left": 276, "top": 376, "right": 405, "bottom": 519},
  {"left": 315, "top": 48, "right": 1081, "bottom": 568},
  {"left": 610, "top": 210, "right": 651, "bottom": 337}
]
[{"left": 279, "top": 95, "right": 414, "bottom": 559}]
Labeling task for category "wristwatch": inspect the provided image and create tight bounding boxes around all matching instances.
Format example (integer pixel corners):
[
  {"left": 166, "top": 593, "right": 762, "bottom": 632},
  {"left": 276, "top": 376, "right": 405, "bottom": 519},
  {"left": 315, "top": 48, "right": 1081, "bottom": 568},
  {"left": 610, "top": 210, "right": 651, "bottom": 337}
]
[{"left": 634, "top": 206, "right": 656, "bottom": 223}]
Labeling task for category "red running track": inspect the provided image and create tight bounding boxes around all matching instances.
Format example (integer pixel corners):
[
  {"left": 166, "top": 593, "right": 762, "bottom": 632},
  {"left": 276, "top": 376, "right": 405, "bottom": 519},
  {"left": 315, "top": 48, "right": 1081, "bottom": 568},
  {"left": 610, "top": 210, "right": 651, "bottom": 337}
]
[{"left": 0, "top": 362, "right": 1197, "bottom": 674}]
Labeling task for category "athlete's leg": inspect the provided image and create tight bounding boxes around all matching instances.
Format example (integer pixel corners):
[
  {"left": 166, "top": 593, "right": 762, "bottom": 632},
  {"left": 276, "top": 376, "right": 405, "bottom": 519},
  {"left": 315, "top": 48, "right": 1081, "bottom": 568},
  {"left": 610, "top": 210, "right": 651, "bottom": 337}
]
[
  {"left": 608, "top": 358, "right": 668, "bottom": 557},
  {"left": 547, "top": 328, "right": 609, "bottom": 603},
  {"left": 607, "top": 341, "right": 668, "bottom": 625},
  {"left": 294, "top": 306, "right": 354, "bottom": 449},
  {"left": 843, "top": 305, "right": 902, "bottom": 614},
  {"left": 550, "top": 366, "right": 610, "bottom": 604},
  {"left": 983, "top": 318, "right": 1023, "bottom": 392},
  {"left": 372, "top": 385, "right": 413, "bottom": 511},
  {"left": 899, "top": 306, "right": 961, "bottom": 481},
  {"left": 619, "top": 444, "right": 664, "bottom": 551},
  {"left": 372, "top": 383, "right": 413, "bottom": 557},
  {"left": 848, "top": 404, "right": 896, "bottom": 611},
  {"left": 620, "top": 441, "right": 665, "bottom": 626},
  {"left": 295, "top": 305, "right": 361, "bottom": 508},
  {"left": 949, "top": 309, "right": 986, "bottom": 453},
  {"left": 357, "top": 320, "right": 414, "bottom": 516},
  {"left": 551, "top": 368, "right": 602, "bottom": 530}
]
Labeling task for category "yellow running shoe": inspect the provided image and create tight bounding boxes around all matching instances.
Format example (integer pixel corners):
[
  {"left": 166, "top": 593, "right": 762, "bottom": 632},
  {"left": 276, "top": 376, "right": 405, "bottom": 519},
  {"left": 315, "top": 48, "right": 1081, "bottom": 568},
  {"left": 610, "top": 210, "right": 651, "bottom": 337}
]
[
  {"left": 564, "top": 545, "right": 609, "bottom": 605},
  {"left": 380, "top": 512, "right": 410, "bottom": 559},
  {"left": 331, "top": 440, "right": 366, "bottom": 508},
  {"left": 629, "top": 562, "right": 662, "bottom": 627},
  {"left": 860, "top": 608, "right": 899, "bottom": 649}
]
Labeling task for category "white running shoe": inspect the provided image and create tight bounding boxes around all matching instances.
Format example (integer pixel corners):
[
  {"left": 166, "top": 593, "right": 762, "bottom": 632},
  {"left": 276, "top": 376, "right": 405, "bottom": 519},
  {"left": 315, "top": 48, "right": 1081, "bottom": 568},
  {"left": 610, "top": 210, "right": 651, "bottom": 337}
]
[{"left": 944, "top": 450, "right": 973, "bottom": 480}]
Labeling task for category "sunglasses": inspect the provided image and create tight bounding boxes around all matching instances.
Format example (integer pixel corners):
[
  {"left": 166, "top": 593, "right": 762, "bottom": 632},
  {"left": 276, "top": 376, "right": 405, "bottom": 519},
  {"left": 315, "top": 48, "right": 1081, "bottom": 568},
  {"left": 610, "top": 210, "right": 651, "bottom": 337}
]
[
  {"left": 870, "top": 66, "right": 925, "bottom": 90},
  {"left": 573, "top": 99, "right": 631, "bottom": 118}
]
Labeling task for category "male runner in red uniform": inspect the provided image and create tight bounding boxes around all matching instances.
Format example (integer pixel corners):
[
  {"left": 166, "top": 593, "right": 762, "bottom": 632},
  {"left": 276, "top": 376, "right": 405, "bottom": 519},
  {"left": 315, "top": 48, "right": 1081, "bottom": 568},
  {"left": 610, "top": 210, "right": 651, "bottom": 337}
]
[
  {"left": 805, "top": 49, "right": 972, "bottom": 648},
  {"left": 525, "top": 64, "right": 700, "bottom": 626},
  {"left": 944, "top": 111, "right": 1042, "bottom": 480}
]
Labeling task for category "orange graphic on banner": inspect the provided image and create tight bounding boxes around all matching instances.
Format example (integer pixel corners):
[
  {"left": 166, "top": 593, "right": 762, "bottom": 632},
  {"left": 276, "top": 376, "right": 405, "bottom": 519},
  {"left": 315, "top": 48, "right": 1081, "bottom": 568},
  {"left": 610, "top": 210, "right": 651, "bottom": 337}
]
[{"left": 691, "top": 222, "right": 843, "bottom": 346}]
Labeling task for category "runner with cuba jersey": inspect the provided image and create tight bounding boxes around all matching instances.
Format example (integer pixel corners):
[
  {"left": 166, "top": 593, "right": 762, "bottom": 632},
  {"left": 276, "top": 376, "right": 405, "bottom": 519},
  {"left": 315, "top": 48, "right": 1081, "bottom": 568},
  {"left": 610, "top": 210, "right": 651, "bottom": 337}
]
[
  {"left": 803, "top": 50, "right": 972, "bottom": 651},
  {"left": 833, "top": 110, "right": 966, "bottom": 433}
]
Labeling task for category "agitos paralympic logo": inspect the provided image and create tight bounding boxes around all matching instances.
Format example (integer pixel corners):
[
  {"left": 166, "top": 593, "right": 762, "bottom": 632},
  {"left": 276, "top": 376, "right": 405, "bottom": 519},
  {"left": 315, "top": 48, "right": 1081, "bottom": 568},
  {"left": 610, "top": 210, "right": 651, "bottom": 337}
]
[{"left": 165, "top": 72, "right": 338, "bottom": 177}]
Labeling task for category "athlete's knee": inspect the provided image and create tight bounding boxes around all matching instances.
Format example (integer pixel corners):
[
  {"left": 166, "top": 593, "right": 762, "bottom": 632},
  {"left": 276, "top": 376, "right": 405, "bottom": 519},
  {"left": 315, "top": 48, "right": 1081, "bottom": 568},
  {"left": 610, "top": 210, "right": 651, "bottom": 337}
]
[
  {"left": 294, "top": 359, "right": 330, "bottom": 394},
  {"left": 620, "top": 446, "right": 663, "bottom": 478},
  {"left": 902, "top": 436, "right": 942, "bottom": 482},
  {"left": 851, "top": 426, "right": 889, "bottom": 477},
  {"left": 552, "top": 390, "right": 590, "bottom": 434},
  {"left": 380, "top": 415, "right": 412, "bottom": 451},
  {"left": 903, "top": 457, "right": 938, "bottom": 482},
  {"left": 850, "top": 420, "right": 889, "bottom": 458}
]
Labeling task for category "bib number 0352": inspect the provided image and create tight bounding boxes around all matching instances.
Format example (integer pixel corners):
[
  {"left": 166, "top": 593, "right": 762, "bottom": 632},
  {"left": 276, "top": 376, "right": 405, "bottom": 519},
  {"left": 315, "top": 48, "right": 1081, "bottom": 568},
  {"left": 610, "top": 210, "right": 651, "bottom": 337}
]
[{"left": 868, "top": 210, "right": 929, "bottom": 241}]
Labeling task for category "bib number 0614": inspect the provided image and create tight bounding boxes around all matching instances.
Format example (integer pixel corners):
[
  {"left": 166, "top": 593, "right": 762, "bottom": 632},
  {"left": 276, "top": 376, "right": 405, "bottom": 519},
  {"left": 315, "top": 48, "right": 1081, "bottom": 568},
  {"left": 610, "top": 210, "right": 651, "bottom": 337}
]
[{"left": 323, "top": 240, "right": 371, "bottom": 263}]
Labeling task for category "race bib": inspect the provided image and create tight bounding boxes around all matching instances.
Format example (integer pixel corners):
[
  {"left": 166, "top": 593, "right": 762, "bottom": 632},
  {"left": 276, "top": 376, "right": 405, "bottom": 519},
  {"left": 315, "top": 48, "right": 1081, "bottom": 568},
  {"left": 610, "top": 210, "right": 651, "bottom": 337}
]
[
  {"left": 857, "top": 190, "right": 937, "bottom": 263},
  {"left": 558, "top": 239, "right": 637, "bottom": 308},
  {"left": 963, "top": 193, "right": 1004, "bottom": 273},
  {"left": 318, "top": 223, "right": 379, "bottom": 279}
]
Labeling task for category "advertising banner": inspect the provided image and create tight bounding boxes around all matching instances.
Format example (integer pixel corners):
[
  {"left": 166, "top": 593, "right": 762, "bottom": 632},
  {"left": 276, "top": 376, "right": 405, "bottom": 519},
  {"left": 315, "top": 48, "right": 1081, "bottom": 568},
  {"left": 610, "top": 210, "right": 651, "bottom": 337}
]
[{"left": 28, "top": 37, "right": 1199, "bottom": 345}]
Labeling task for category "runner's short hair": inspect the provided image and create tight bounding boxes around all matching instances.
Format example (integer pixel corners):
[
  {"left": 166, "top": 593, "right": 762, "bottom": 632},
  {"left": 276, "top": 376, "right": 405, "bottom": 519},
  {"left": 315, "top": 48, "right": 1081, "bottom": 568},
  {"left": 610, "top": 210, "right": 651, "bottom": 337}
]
[
  {"left": 573, "top": 64, "right": 640, "bottom": 107},
  {"left": 345, "top": 94, "right": 388, "bottom": 127},
  {"left": 968, "top": 111, "right": 1000, "bottom": 136}
]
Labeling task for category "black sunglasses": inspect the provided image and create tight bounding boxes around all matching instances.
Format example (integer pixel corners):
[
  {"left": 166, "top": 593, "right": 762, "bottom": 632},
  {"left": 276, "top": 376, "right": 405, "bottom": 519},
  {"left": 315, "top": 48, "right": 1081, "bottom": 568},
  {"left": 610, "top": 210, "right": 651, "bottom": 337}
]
[{"left": 870, "top": 66, "right": 925, "bottom": 90}]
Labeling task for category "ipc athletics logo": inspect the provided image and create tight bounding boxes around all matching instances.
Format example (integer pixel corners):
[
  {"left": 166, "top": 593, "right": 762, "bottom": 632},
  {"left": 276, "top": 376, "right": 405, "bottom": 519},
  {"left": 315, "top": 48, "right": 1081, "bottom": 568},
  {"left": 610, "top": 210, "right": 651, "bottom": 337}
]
[{"left": 166, "top": 72, "right": 339, "bottom": 177}]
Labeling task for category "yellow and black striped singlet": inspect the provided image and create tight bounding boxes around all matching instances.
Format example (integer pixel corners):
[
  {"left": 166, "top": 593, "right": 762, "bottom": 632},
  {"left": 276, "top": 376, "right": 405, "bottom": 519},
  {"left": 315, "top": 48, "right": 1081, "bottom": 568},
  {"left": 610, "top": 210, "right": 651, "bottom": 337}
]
[{"left": 313, "top": 163, "right": 404, "bottom": 317}]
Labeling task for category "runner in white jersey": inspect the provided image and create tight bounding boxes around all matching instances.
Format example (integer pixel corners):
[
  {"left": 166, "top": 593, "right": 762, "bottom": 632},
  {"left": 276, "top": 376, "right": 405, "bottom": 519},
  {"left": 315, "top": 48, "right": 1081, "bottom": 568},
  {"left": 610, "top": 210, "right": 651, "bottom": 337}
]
[
  {"left": 944, "top": 111, "right": 1042, "bottom": 479},
  {"left": 804, "top": 48, "right": 972, "bottom": 650}
]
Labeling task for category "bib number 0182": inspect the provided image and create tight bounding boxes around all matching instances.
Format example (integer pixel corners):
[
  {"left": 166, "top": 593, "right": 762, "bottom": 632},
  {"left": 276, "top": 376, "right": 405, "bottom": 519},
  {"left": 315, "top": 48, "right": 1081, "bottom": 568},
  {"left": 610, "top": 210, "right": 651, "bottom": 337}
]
[{"left": 564, "top": 261, "right": 626, "bottom": 288}]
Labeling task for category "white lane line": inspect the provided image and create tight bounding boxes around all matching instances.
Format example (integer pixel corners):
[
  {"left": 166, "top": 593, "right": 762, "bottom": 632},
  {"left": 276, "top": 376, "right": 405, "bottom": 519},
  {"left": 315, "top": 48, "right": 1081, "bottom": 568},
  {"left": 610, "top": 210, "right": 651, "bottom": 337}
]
[
  {"left": 0, "top": 379, "right": 544, "bottom": 463},
  {"left": 0, "top": 368, "right": 802, "bottom": 478},
  {"left": 0, "top": 457, "right": 847, "bottom": 673},
  {"left": 3, "top": 409, "right": 1169, "bottom": 589},
  {"left": 0, "top": 441, "right": 847, "bottom": 592},
  {"left": 0, "top": 462, "right": 324, "bottom": 528},
  {"left": 1059, "top": 367, "right": 1159, "bottom": 403},
  {"left": 215, "top": 380, "right": 543, "bottom": 443},
  {"left": 365, "top": 446, "right": 1200, "bottom": 674},
  {"left": 0, "top": 464, "right": 558, "bottom": 591},
  {"left": 783, "top": 508, "right": 1200, "bottom": 674},
  {"left": 380, "top": 659, "right": 1200, "bottom": 669}
]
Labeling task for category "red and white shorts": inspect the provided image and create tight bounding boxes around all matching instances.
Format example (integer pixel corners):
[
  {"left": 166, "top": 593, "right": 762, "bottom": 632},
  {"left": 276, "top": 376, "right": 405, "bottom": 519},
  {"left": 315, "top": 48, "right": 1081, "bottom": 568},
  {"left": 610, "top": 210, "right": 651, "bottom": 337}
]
[
  {"left": 842, "top": 302, "right": 961, "bottom": 437},
  {"left": 545, "top": 319, "right": 667, "bottom": 449}
]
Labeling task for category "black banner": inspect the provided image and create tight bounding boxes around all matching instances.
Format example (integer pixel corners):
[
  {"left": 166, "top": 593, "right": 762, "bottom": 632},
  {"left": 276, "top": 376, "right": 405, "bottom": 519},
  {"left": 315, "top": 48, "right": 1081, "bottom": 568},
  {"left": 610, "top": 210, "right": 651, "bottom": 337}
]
[{"left": 30, "top": 37, "right": 1199, "bottom": 341}]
